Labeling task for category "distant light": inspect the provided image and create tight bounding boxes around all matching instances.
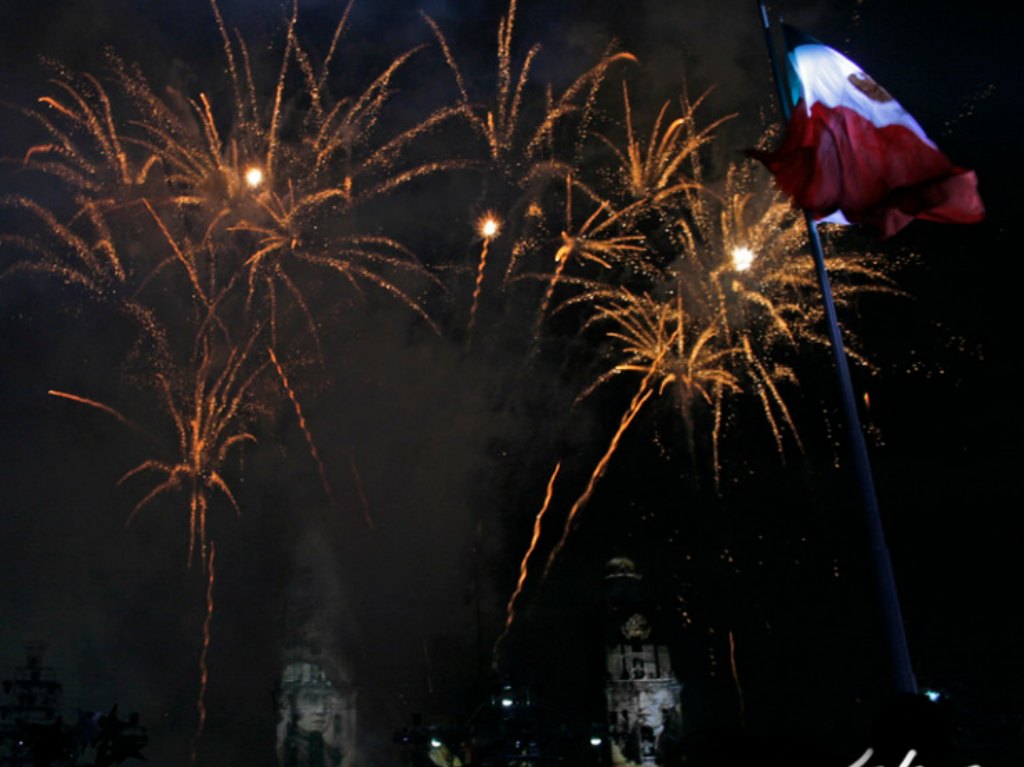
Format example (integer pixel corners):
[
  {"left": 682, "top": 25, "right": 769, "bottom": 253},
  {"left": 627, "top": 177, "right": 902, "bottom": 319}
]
[
  {"left": 244, "top": 166, "right": 264, "bottom": 189},
  {"left": 430, "top": 738, "right": 443, "bottom": 749},
  {"left": 589, "top": 737, "right": 603, "bottom": 747},
  {"left": 924, "top": 689, "right": 941, "bottom": 702},
  {"left": 501, "top": 697, "right": 514, "bottom": 708},
  {"left": 731, "top": 246, "right": 755, "bottom": 272}
]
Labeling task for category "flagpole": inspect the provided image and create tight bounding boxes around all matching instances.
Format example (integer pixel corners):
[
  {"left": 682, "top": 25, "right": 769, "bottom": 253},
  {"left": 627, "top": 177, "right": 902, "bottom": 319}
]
[{"left": 756, "top": 1, "right": 917, "bottom": 696}]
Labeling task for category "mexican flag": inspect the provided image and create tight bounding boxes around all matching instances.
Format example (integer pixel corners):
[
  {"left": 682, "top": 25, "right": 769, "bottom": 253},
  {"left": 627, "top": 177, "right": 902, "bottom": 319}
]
[{"left": 752, "top": 25, "right": 984, "bottom": 238}]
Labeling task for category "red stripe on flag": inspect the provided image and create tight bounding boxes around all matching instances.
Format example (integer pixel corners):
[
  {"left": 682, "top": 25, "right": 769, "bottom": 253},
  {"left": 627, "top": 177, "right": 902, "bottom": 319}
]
[{"left": 752, "top": 100, "right": 984, "bottom": 238}]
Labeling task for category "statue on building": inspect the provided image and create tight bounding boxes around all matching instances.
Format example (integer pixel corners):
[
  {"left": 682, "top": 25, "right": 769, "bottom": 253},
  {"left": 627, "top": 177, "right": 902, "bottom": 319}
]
[
  {"left": 276, "top": 528, "right": 358, "bottom": 767},
  {"left": 277, "top": 658, "right": 356, "bottom": 767},
  {"left": 603, "top": 558, "right": 683, "bottom": 767}
]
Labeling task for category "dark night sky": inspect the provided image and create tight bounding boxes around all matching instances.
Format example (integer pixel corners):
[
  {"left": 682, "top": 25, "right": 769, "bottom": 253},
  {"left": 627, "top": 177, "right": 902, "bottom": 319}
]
[{"left": 0, "top": 1, "right": 1020, "bottom": 766}]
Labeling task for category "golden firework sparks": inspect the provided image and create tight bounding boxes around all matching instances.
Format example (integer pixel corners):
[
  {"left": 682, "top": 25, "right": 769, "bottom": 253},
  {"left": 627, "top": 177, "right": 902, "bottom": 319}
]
[
  {"left": 119, "top": 334, "right": 263, "bottom": 568},
  {"left": 669, "top": 158, "right": 901, "bottom": 473},
  {"left": 599, "top": 84, "right": 734, "bottom": 216},
  {"left": 230, "top": 187, "right": 442, "bottom": 344},
  {"left": 532, "top": 172, "right": 648, "bottom": 336},
  {"left": 0, "top": 0, "right": 919, "bottom": 743},
  {"left": 424, "top": 0, "right": 635, "bottom": 175}
]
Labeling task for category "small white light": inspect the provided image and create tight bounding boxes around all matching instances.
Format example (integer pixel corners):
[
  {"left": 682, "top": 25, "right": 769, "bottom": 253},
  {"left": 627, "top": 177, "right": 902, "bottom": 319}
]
[
  {"left": 501, "top": 697, "right": 514, "bottom": 708},
  {"left": 589, "top": 737, "right": 603, "bottom": 747},
  {"left": 731, "top": 246, "right": 755, "bottom": 272},
  {"left": 924, "top": 689, "right": 941, "bottom": 702},
  {"left": 430, "top": 738, "right": 443, "bottom": 749},
  {"left": 244, "top": 166, "right": 264, "bottom": 189}
]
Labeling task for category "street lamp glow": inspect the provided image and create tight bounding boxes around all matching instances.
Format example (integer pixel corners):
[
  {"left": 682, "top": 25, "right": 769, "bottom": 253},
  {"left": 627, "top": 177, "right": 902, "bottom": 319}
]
[
  {"left": 430, "top": 738, "right": 443, "bottom": 749},
  {"left": 500, "top": 697, "right": 514, "bottom": 708},
  {"left": 731, "top": 246, "right": 755, "bottom": 271},
  {"left": 589, "top": 737, "right": 603, "bottom": 747},
  {"left": 244, "top": 166, "right": 265, "bottom": 189}
]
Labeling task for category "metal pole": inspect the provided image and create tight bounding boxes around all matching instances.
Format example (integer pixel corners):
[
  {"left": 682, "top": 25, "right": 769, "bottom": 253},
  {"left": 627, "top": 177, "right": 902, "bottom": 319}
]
[{"left": 756, "top": 1, "right": 917, "bottom": 695}]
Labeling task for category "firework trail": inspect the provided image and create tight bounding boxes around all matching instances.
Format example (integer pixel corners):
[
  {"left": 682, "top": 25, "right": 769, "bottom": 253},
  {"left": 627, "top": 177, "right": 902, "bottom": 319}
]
[
  {"left": 540, "top": 363, "right": 660, "bottom": 584},
  {"left": 267, "top": 346, "right": 337, "bottom": 512},
  {"left": 344, "top": 447, "right": 374, "bottom": 530},
  {"left": 492, "top": 461, "right": 561, "bottom": 670},
  {"left": 192, "top": 541, "right": 216, "bottom": 764},
  {"left": 47, "top": 390, "right": 141, "bottom": 433},
  {"left": 728, "top": 629, "right": 745, "bottom": 727},
  {"left": 467, "top": 215, "right": 500, "bottom": 346}
]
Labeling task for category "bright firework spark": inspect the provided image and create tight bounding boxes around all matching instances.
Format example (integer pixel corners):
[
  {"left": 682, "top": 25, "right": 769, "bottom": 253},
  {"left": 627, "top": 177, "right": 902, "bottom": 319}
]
[
  {"left": 244, "top": 166, "right": 264, "bottom": 189},
  {"left": 479, "top": 215, "right": 501, "bottom": 240},
  {"left": 521, "top": 155, "right": 902, "bottom": 598},
  {"left": 731, "top": 246, "right": 755, "bottom": 271}
]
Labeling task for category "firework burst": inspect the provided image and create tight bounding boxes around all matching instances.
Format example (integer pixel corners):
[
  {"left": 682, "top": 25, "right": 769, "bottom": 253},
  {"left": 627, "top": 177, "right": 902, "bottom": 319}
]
[
  {"left": 422, "top": 0, "right": 636, "bottom": 326},
  {"left": 424, "top": 1, "right": 636, "bottom": 178},
  {"left": 1, "top": 0, "right": 922, "bottom": 744},
  {"left": 599, "top": 84, "right": 734, "bottom": 218},
  {"left": 506, "top": 135, "right": 905, "bottom": 613},
  {"left": 117, "top": 325, "right": 267, "bottom": 568},
  {"left": 671, "top": 159, "right": 902, "bottom": 472}
]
